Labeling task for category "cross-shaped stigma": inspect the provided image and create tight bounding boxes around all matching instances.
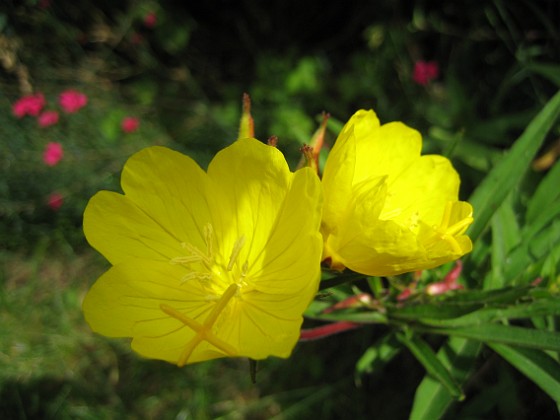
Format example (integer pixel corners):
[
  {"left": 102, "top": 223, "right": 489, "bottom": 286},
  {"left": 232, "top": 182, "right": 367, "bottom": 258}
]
[{"left": 160, "top": 283, "right": 239, "bottom": 366}]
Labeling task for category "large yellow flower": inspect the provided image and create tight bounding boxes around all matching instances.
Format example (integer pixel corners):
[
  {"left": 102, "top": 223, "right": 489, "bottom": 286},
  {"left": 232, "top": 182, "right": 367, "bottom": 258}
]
[
  {"left": 321, "top": 109, "right": 473, "bottom": 276},
  {"left": 82, "top": 138, "right": 323, "bottom": 365}
]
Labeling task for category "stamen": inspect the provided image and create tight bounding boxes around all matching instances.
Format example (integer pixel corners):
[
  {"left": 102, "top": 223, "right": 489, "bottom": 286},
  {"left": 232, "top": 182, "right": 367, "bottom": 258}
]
[
  {"left": 227, "top": 236, "right": 246, "bottom": 271},
  {"left": 182, "top": 243, "right": 213, "bottom": 268},
  {"left": 171, "top": 255, "right": 205, "bottom": 265},
  {"left": 180, "top": 271, "right": 213, "bottom": 284},
  {"left": 160, "top": 283, "right": 239, "bottom": 366}
]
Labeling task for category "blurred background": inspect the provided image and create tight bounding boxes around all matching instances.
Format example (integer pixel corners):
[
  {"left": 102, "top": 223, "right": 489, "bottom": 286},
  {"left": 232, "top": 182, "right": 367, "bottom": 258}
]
[{"left": 1, "top": 0, "right": 559, "bottom": 418}]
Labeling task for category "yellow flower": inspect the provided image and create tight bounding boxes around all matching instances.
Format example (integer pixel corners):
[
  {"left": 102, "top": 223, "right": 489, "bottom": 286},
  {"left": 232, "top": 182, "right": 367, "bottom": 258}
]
[
  {"left": 82, "top": 138, "right": 323, "bottom": 365},
  {"left": 321, "top": 110, "right": 473, "bottom": 276}
]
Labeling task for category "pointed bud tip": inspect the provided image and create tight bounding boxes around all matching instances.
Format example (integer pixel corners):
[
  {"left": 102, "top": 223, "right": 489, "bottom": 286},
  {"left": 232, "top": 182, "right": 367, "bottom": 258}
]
[{"left": 267, "top": 135, "right": 278, "bottom": 147}]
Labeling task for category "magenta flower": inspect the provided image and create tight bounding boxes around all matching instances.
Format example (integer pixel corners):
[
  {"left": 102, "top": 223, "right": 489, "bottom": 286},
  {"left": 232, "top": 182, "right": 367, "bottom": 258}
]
[
  {"left": 38, "top": 110, "right": 59, "bottom": 128},
  {"left": 43, "top": 142, "right": 64, "bottom": 166},
  {"left": 47, "top": 192, "right": 64, "bottom": 210},
  {"left": 121, "top": 116, "right": 140, "bottom": 133},
  {"left": 59, "top": 90, "right": 88, "bottom": 113},
  {"left": 12, "top": 93, "right": 46, "bottom": 118},
  {"left": 413, "top": 60, "right": 439, "bottom": 86},
  {"left": 144, "top": 11, "right": 157, "bottom": 28}
]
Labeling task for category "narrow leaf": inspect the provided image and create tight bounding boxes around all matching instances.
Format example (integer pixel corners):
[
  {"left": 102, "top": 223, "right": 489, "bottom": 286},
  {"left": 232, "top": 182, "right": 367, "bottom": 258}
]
[
  {"left": 417, "top": 299, "right": 560, "bottom": 328},
  {"left": 409, "top": 337, "right": 480, "bottom": 420},
  {"left": 526, "top": 62, "right": 560, "bottom": 87},
  {"left": 467, "top": 90, "right": 560, "bottom": 243},
  {"left": 428, "top": 324, "right": 560, "bottom": 351},
  {"left": 397, "top": 333, "right": 464, "bottom": 400},
  {"left": 488, "top": 193, "right": 521, "bottom": 289},
  {"left": 489, "top": 343, "right": 560, "bottom": 402},
  {"left": 526, "top": 161, "right": 560, "bottom": 224},
  {"left": 355, "top": 333, "right": 402, "bottom": 377}
]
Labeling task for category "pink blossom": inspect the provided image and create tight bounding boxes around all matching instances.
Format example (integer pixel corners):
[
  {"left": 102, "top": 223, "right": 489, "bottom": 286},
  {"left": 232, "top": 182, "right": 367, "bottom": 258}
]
[
  {"left": 413, "top": 60, "right": 439, "bottom": 86},
  {"left": 121, "top": 116, "right": 140, "bottom": 133},
  {"left": 47, "top": 192, "right": 64, "bottom": 210},
  {"left": 144, "top": 11, "right": 157, "bottom": 28},
  {"left": 12, "top": 93, "right": 46, "bottom": 118},
  {"left": 43, "top": 142, "right": 64, "bottom": 166},
  {"left": 426, "top": 261, "right": 464, "bottom": 296},
  {"left": 38, "top": 110, "right": 59, "bottom": 127},
  {"left": 59, "top": 90, "right": 88, "bottom": 113}
]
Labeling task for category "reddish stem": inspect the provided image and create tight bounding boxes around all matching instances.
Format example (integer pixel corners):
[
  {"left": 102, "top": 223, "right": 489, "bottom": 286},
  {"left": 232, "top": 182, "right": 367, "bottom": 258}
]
[{"left": 299, "top": 321, "right": 361, "bottom": 342}]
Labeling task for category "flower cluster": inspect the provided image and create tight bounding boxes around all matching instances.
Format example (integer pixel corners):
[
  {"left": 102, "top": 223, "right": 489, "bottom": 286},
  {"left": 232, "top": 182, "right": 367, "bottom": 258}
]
[
  {"left": 12, "top": 89, "right": 142, "bottom": 211},
  {"left": 12, "top": 89, "right": 89, "bottom": 128},
  {"left": 83, "top": 100, "right": 473, "bottom": 366}
]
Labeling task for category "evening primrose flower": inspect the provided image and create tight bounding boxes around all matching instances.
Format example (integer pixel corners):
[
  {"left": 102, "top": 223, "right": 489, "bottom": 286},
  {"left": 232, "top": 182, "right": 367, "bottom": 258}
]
[
  {"left": 321, "top": 109, "right": 473, "bottom": 276},
  {"left": 82, "top": 138, "right": 322, "bottom": 365}
]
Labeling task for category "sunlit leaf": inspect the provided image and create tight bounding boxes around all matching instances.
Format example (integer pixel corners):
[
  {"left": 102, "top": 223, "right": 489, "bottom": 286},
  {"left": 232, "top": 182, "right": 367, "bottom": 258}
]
[{"left": 467, "top": 90, "right": 560, "bottom": 243}]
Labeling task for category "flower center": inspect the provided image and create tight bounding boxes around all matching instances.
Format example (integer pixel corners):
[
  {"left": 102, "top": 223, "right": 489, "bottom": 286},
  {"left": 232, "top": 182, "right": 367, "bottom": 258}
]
[{"left": 164, "top": 225, "right": 250, "bottom": 365}]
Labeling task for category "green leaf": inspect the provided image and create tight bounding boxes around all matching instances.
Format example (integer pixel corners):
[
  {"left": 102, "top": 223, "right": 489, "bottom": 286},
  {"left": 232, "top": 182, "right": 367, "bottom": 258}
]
[
  {"left": 467, "top": 90, "right": 560, "bottom": 244},
  {"left": 416, "top": 299, "right": 560, "bottom": 328},
  {"left": 355, "top": 333, "right": 402, "bottom": 378},
  {"left": 397, "top": 333, "right": 464, "bottom": 400},
  {"left": 389, "top": 302, "right": 483, "bottom": 322},
  {"left": 410, "top": 337, "right": 481, "bottom": 420},
  {"left": 526, "top": 62, "right": 560, "bottom": 87},
  {"left": 489, "top": 343, "right": 560, "bottom": 402},
  {"left": 526, "top": 161, "right": 560, "bottom": 225},
  {"left": 488, "top": 192, "right": 521, "bottom": 289},
  {"left": 503, "top": 221, "right": 560, "bottom": 284},
  {"left": 427, "top": 324, "right": 560, "bottom": 351}
]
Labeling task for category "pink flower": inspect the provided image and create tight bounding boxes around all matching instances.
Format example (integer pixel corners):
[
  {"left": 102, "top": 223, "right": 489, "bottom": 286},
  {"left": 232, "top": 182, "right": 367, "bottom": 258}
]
[
  {"left": 37, "top": 110, "right": 59, "bottom": 127},
  {"left": 121, "top": 116, "right": 140, "bottom": 133},
  {"left": 144, "top": 11, "right": 157, "bottom": 28},
  {"left": 47, "top": 192, "right": 64, "bottom": 210},
  {"left": 59, "top": 90, "right": 88, "bottom": 113},
  {"left": 413, "top": 60, "right": 439, "bottom": 86},
  {"left": 426, "top": 261, "right": 464, "bottom": 296},
  {"left": 12, "top": 93, "right": 46, "bottom": 118},
  {"left": 43, "top": 142, "right": 64, "bottom": 166}
]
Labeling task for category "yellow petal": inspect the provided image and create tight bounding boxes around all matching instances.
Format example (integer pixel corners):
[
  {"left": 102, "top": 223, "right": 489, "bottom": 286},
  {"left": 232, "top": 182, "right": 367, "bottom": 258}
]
[
  {"left": 249, "top": 167, "right": 322, "bottom": 295},
  {"left": 121, "top": 146, "right": 216, "bottom": 254},
  {"left": 384, "top": 155, "right": 460, "bottom": 227},
  {"left": 83, "top": 259, "right": 227, "bottom": 363},
  {"left": 321, "top": 109, "right": 473, "bottom": 276},
  {"left": 83, "top": 191, "right": 184, "bottom": 265},
  {"left": 207, "top": 138, "right": 292, "bottom": 268},
  {"left": 353, "top": 118, "right": 421, "bottom": 183},
  {"left": 321, "top": 127, "right": 356, "bottom": 232}
]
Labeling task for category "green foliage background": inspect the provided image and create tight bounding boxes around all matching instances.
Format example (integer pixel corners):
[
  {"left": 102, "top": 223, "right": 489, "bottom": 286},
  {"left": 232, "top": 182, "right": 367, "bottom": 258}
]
[{"left": 1, "top": 0, "right": 560, "bottom": 418}]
